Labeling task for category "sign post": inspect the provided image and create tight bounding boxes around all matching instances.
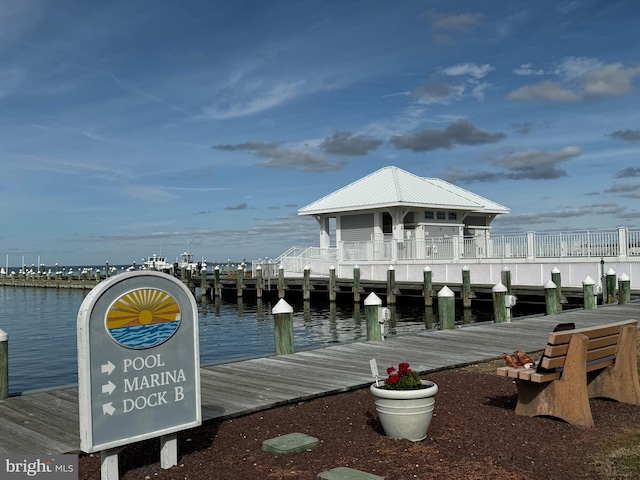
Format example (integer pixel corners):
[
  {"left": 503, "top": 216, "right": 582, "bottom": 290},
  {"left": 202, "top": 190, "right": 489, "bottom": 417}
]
[{"left": 78, "top": 271, "right": 201, "bottom": 477}]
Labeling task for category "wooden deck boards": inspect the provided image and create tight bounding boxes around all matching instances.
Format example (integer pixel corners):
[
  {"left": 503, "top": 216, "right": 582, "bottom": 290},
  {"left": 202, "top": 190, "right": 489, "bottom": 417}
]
[{"left": 0, "top": 301, "right": 638, "bottom": 454}]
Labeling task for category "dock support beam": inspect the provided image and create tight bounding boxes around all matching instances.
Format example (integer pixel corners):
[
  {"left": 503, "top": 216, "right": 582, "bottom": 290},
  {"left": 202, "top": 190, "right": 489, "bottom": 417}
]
[
  {"left": 303, "top": 265, "right": 311, "bottom": 301},
  {"left": 214, "top": 266, "right": 221, "bottom": 297},
  {"left": 501, "top": 266, "right": 511, "bottom": 295}
]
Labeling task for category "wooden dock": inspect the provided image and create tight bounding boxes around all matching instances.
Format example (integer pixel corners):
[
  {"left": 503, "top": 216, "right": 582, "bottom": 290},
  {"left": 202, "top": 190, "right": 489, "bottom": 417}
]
[{"left": 0, "top": 301, "right": 639, "bottom": 455}]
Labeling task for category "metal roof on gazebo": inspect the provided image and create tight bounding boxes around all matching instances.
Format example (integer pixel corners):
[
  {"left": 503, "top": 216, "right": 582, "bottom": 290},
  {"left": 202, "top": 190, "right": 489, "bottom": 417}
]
[{"left": 298, "top": 166, "right": 510, "bottom": 216}]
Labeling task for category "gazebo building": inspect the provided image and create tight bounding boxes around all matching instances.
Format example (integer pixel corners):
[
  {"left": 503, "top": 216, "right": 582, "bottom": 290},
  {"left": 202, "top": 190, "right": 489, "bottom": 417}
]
[
  {"left": 297, "top": 166, "right": 509, "bottom": 264},
  {"left": 265, "top": 165, "right": 637, "bottom": 287}
]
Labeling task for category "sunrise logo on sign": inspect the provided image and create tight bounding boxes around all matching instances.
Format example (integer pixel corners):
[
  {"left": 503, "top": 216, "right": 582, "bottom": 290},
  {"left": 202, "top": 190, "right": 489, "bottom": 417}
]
[{"left": 106, "top": 288, "right": 181, "bottom": 349}]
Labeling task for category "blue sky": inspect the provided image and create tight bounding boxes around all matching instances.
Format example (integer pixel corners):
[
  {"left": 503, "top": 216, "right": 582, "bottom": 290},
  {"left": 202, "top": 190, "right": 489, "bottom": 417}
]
[{"left": 2, "top": 0, "right": 640, "bottom": 267}]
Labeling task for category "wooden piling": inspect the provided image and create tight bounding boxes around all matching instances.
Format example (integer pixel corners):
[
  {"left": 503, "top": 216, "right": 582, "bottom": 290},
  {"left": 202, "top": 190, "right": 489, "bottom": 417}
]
[
  {"left": 278, "top": 265, "right": 285, "bottom": 298},
  {"left": 501, "top": 266, "right": 512, "bottom": 295},
  {"left": 352, "top": 265, "right": 360, "bottom": 303},
  {"left": 544, "top": 280, "right": 557, "bottom": 315},
  {"left": 619, "top": 273, "right": 631, "bottom": 304},
  {"left": 214, "top": 266, "right": 221, "bottom": 297},
  {"left": 303, "top": 265, "right": 311, "bottom": 301},
  {"left": 492, "top": 282, "right": 508, "bottom": 323},
  {"left": 462, "top": 266, "right": 471, "bottom": 309},
  {"left": 551, "top": 267, "right": 563, "bottom": 311},
  {"left": 438, "top": 286, "right": 455, "bottom": 330},
  {"left": 364, "top": 292, "right": 383, "bottom": 341},
  {"left": 272, "top": 298, "right": 294, "bottom": 355},
  {"left": 423, "top": 266, "right": 433, "bottom": 307},
  {"left": 387, "top": 266, "right": 396, "bottom": 305},
  {"left": 0, "top": 328, "right": 7, "bottom": 400},
  {"left": 329, "top": 265, "right": 336, "bottom": 302},
  {"left": 606, "top": 268, "right": 617, "bottom": 304},
  {"left": 200, "top": 266, "right": 208, "bottom": 298},
  {"left": 582, "top": 276, "right": 596, "bottom": 310},
  {"left": 255, "top": 266, "right": 263, "bottom": 299}
]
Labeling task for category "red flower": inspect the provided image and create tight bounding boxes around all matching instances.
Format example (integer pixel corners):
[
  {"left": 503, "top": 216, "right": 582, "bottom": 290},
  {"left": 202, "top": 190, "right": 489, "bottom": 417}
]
[
  {"left": 386, "top": 374, "right": 399, "bottom": 385},
  {"left": 386, "top": 366, "right": 396, "bottom": 375}
]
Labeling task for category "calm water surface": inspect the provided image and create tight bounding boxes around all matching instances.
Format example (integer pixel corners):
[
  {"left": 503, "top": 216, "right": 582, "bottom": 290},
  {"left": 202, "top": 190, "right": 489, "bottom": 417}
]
[{"left": 0, "top": 285, "right": 502, "bottom": 394}]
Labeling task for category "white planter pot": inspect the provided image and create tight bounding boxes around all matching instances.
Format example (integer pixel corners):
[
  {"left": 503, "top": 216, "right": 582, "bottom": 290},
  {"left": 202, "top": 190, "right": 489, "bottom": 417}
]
[{"left": 370, "top": 380, "right": 438, "bottom": 441}]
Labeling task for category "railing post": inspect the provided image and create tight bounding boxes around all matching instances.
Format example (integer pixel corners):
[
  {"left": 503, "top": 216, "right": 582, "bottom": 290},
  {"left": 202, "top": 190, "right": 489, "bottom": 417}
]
[
  {"left": 423, "top": 266, "right": 433, "bottom": 307},
  {"left": 526, "top": 232, "right": 535, "bottom": 260},
  {"left": 272, "top": 299, "right": 294, "bottom": 355},
  {"left": 618, "top": 227, "right": 628, "bottom": 259},
  {"left": 364, "top": 292, "right": 383, "bottom": 341},
  {"left": 492, "top": 282, "right": 508, "bottom": 323},
  {"left": 582, "top": 276, "right": 597, "bottom": 310},
  {"left": 544, "top": 280, "right": 557, "bottom": 315},
  {"left": 618, "top": 273, "right": 631, "bottom": 304},
  {"left": 438, "top": 286, "right": 455, "bottom": 330}
]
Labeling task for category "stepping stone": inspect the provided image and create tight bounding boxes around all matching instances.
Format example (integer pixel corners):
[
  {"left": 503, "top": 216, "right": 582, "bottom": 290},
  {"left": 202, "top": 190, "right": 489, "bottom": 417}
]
[
  {"left": 318, "top": 467, "right": 384, "bottom": 480},
  {"left": 262, "top": 432, "right": 319, "bottom": 453}
]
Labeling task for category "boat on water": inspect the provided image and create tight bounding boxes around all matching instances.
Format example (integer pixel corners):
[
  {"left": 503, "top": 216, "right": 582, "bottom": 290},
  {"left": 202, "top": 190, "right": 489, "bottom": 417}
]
[
  {"left": 142, "top": 253, "right": 174, "bottom": 272},
  {"left": 178, "top": 252, "right": 206, "bottom": 272}
]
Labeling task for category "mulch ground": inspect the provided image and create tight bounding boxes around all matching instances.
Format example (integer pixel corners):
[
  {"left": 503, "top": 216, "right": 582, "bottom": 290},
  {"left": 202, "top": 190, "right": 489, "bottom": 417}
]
[{"left": 77, "top": 361, "right": 640, "bottom": 480}]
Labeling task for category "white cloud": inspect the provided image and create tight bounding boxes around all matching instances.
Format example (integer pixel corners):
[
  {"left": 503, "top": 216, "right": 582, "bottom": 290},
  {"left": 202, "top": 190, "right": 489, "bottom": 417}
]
[
  {"left": 440, "top": 63, "right": 494, "bottom": 79},
  {"left": 508, "top": 57, "right": 640, "bottom": 102},
  {"left": 513, "top": 63, "right": 544, "bottom": 76},
  {"left": 507, "top": 81, "right": 580, "bottom": 102},
  {"left": 202, "top": 80, "right": 308, "bottom": 119}
]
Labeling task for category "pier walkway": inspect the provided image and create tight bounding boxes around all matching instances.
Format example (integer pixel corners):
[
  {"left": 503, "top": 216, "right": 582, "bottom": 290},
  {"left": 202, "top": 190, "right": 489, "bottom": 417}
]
[{"left": 1, "top": 301, "right": 639, "bottom": 455}]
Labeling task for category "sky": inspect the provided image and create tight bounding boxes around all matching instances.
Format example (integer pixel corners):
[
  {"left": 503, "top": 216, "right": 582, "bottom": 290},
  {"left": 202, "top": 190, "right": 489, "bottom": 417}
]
[{"left": 1, "top": 0, "right": 640, "bottom": 267}]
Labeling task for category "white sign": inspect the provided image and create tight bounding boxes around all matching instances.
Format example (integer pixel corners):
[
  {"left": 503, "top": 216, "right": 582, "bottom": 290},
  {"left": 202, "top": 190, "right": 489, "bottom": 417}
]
[{"left": 77, "top": 271, "right": 201, "bottom": 453}]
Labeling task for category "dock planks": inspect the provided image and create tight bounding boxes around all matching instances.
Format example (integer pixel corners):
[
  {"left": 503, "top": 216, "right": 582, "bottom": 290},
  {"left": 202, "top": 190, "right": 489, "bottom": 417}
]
[{"left": 0, "top": 302, "right": 638, "bottom": 454}]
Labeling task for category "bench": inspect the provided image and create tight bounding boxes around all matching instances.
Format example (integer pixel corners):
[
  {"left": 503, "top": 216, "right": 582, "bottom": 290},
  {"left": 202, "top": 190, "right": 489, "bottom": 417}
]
[{"left": 497, "top": 319, "right": 640, "bottom": 427}]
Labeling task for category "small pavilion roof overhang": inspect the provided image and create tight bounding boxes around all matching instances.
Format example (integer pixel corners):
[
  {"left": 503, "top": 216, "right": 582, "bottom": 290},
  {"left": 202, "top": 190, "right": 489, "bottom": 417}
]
[{"left": 298, "top": 166, "right": 510, "bottom": 217}]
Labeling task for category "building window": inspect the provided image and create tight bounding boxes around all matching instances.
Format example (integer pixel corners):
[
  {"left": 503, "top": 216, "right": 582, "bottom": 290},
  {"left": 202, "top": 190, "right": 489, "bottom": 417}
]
[
  {"left": 436, "top": 211, "right": 446, "bottom": 220},
  {"left": 448, "top": 212, "right": 457, "bottom": 220},
  {"left": 424, "top": 211, "right": 434, "bottom": 219}
]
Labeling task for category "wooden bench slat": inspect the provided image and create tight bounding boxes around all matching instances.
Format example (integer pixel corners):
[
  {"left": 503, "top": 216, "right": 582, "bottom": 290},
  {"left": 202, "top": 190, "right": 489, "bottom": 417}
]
[
  {"left": 544, "top": 333, "right": 621, "bottom": 358},
  {"left": 541, "top": 345, "right": 618, "bottom": 369},
  {"left": 547, "top": 319, "right": 636, "bottom": 344}
]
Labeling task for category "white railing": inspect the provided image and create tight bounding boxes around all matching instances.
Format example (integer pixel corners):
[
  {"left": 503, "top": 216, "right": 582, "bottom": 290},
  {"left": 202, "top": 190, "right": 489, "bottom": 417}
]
[{"left": 265, "top": 227, "right": 640, "bottom": 278}]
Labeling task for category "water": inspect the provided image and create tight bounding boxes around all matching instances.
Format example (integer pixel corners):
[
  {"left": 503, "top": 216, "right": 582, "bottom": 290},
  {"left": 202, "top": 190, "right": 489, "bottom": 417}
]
[{"left": 0, "top": 285, "right": 520, "bottom": 395}]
